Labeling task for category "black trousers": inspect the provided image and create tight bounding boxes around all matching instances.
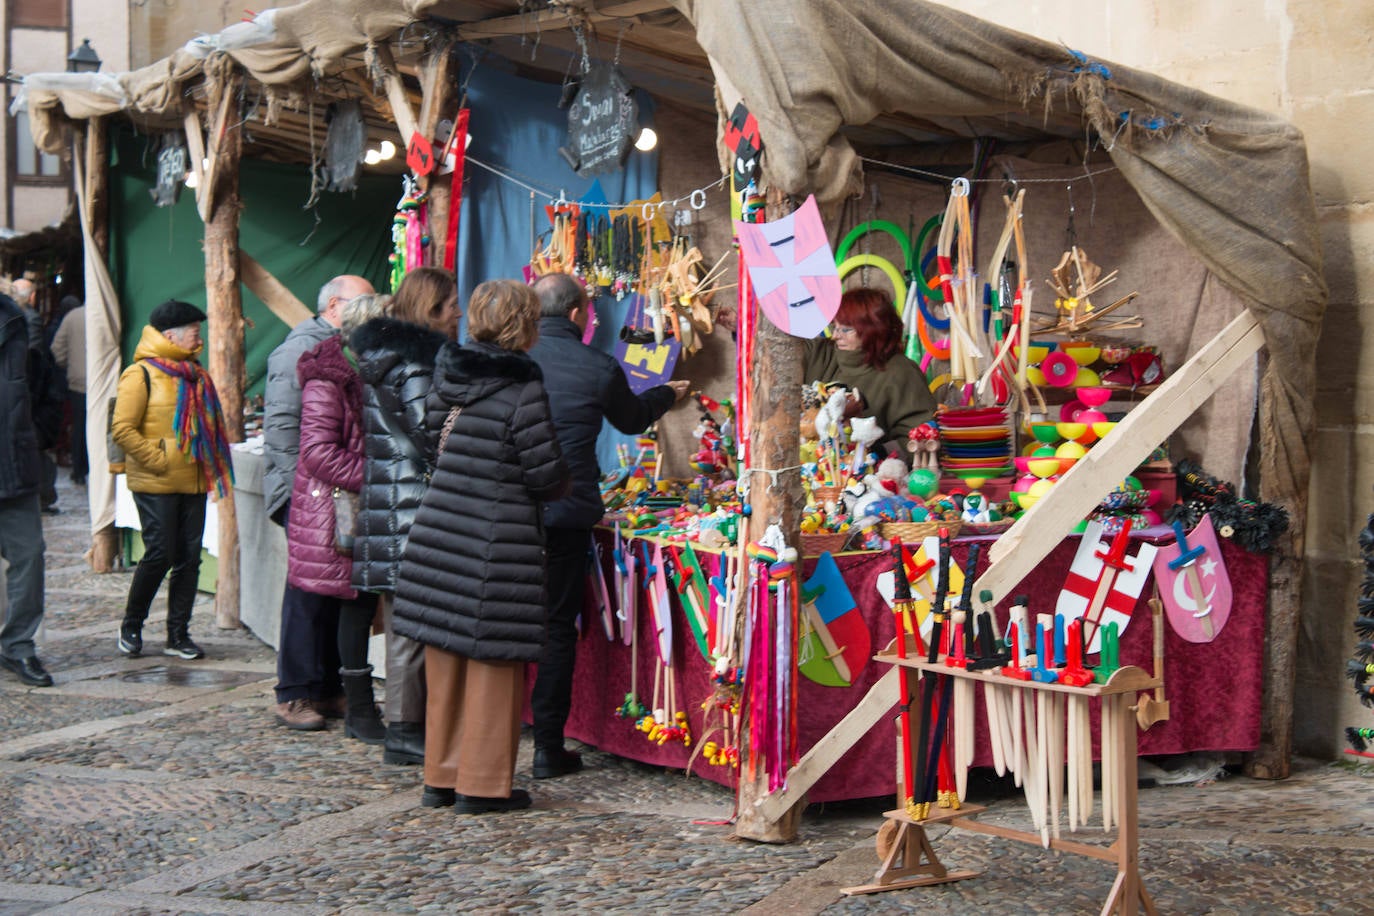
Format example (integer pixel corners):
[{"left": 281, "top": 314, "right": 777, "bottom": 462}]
[
  {"left": 68, "top": 390, "right": 88, "bottom": 480},
  {"left": 530, "top": 526, "right": 591, "bottom": 750},
  {"left": 124, "top": 491, "right": 207, "bottom": 635},
  {"left": 274, "top": 586, "right": 376, "bottom": 704}
]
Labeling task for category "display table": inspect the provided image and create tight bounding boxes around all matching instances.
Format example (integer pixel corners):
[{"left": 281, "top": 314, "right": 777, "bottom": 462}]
[{"left": 555, "top": 530, "right": 1267, "bottom": 803}]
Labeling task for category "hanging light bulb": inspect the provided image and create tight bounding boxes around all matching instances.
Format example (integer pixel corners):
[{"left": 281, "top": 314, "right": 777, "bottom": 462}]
[
  {"left": 364, "top": 148, "right": 382, "bottom": 165},
  {"left": 635, "top": 127, "right": 658, "bottom": 151},
  {"left": 183, "top": 158, "right": 210, "bottom": 187},
  {"left": 379, "top": 139, "right": 396, "bottom": 160}
]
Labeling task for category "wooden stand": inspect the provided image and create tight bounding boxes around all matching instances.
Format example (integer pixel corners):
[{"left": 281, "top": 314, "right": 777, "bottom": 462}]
[
  {"left": 842, "top": 803, "right": 982, "bottom": 895},
  {"left": 846, "top": 658, "right": 1161, "bottom": 915}
]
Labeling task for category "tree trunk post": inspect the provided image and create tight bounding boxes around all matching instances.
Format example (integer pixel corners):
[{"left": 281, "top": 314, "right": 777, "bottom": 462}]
[
  {"left": 201, "top": 65, "right": 245, "bottom": 630},
  {"left": 734, "top": 187, "right": 806, "bottom": 842},
  {"left": 415, "top": 35, "right": 456, "bottom": 270}
]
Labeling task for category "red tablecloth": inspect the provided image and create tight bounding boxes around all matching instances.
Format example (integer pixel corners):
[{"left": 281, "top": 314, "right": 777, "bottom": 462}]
[{"left": 541, "top": 533, "right": 1267, "bottom": 803}]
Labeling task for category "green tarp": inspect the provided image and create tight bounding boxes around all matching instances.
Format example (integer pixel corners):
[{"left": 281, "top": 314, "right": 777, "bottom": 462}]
[{"left": 109, "top": 126, "right": 394, "bottom": 394}]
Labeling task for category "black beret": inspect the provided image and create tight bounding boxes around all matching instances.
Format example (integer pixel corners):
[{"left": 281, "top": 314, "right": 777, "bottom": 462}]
[{"left": 149, "top": 299, "right": 207, "bottom": 332}]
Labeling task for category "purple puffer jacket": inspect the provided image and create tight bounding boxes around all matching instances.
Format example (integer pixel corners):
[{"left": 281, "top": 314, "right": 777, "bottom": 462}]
[{"left": 286, "top": 334, "right": 365, "bottom": 598}]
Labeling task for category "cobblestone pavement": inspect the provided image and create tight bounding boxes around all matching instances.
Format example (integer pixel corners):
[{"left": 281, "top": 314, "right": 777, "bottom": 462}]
[{"left": 3, "top": 478, "right": 1372, "bottom": 914}]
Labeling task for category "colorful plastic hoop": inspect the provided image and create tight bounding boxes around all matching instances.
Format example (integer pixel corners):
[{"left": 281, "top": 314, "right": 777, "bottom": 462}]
[
  {"left": 835, "top": 220, "right": 913, "bottom": 271},
  {"left": 913, "top": 245, "right": 951, "bottom": 331},
  {"left": 837, "top": 254, "right": 907, "bottom": 316}
]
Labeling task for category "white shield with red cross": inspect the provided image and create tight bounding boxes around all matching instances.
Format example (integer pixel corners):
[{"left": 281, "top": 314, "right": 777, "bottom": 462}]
[{"left": 1055, "top": 520, "right": 1158, "bottom": 653}]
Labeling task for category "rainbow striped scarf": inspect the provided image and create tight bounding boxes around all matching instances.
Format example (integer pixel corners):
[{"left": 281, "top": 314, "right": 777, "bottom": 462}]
[{"left": 144, "top": 357, "right": 236, "bottom": 498}]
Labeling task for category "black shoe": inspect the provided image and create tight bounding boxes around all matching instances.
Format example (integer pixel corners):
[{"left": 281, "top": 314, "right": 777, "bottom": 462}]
[
  {"left": 164, "top": 635, "right": 205, "bottom": 660},
  {"left": 532, "top": 746, "right": 583, "bottom": 779},
  {"left": 117, "top": 623, "right": 142, "bottom": 657},
  {"left": 421, "top": 785, "right": 456, "bottom": 808},
  {"left": 454, "top": 789, "right": 531, "bottom": 815},
  {"left": 383, "top": 721, "right": 425, "bottom": 765},
  {"left": 41, "top": 504, "right": 60, "bottom": 515},
  {"left": 2, "top": 655, "right": 54, "bottom": 687}
]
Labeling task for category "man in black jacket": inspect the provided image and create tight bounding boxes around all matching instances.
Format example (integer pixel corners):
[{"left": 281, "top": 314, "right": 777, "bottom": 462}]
[
  {"left": 0, "top": 294, "right": 51, "bottom": 686},
  {"left": 527, "top": 273, "right": 687, "bottom": 778}
]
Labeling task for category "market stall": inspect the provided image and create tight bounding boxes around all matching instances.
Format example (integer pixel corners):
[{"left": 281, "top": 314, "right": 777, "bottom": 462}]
[{"left": 19, "top": 1, "right": 1325, "bottom": 853}]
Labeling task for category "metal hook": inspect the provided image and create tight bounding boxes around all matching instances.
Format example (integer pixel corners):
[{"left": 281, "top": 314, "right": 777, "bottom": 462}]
[
  {"left": 690, "top": 188, "right": 707, "bottom": 210},
  {"left": 951, "top": 177, "right": 970, "bottom": 197},
  {"left": 642, "top": 201, "right": 657, "bottom": 222}
]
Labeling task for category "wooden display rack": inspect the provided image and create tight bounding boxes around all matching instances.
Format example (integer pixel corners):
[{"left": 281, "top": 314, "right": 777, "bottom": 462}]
[{"left": 843, "top": 658, "right": 1162, "bottom": 916}]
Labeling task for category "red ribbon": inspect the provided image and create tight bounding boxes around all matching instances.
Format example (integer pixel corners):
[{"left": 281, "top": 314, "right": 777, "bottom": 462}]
[{"left": 443, "top": 108, "right": 469, "bottom": 272}]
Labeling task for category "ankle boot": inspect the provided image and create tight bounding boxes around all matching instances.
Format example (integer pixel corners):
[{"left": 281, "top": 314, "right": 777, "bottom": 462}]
[
  {"left": 340, "top": 667, "right": 386, "bottom": 745},
  {"left": 383, "top": 721, "right": 425, "bottom": 765}
]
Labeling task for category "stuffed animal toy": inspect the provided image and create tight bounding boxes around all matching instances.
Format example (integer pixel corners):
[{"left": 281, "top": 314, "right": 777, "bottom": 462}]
[{"left": 875, "top": 455, "right": 908, "bottom": 494}]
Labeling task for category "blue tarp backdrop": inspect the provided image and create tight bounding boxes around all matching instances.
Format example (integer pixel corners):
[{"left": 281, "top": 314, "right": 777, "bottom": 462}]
[{"left": 456, "top": 62, "right": 659, "bottom": 468}]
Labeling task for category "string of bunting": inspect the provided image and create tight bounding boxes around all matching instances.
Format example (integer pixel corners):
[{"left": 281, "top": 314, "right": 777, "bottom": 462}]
[
  {"left": 859, "top": 157, "right": 1119, "bottom": 187},
  {"left": 465, "top": 153, "right": 729, "bottom": 213}
]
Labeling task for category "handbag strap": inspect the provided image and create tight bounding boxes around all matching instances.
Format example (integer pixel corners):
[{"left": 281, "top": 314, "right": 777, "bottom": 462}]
[
  {"left": 370, "top": 382, "right": 432, "bottom": 472},
  {"left": 437, "top": 405, "right": 463, "bottom": 458}
]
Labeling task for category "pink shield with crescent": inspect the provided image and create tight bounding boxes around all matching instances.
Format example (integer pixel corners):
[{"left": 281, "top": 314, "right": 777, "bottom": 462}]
[
  {"left": 1152, "top": 513, "right": 1232, "bottom": 643},
  {"left": 1055, "top": 520, "right": 1158, "bottom": 654},
  {"left": 734, "top": 194, "right": 842, "bottom": 339}
]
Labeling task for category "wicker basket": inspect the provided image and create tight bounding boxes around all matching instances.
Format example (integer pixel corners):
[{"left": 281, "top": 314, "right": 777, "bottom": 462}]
[
  {"left": 880, "top": 519, "right": 962, "bottom": 543},
  {"left": 801, "top": 531, "right": 853, "bottom": 555},
  {"left": 809, "top": 485, "right": 843, "bottom": 509}
]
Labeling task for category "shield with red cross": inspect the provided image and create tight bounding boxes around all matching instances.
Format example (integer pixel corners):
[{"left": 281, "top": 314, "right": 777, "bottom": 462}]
[{"left": 1055, "top": 520, "right": 1158, "bottom": 654}]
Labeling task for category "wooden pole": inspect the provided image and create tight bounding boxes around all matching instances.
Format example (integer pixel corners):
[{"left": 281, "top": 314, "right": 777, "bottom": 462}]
[
  {"left": 415, "top": 36, "right": 456, "bottom": 270},
  {"left": 201, "top": 65, "right": 245, "bottom": 630},
  {"left": 734, "top": 186, "right": 805, "bottom": 843},
  {"left": 79, "top": 116, "right": 120, "bottom": 573}
]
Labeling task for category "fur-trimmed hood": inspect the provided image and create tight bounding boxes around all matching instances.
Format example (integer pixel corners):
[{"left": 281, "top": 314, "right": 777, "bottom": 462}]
[
  {"left": 432, "top": 340, "right": 542, "bottom": 408},
  {"left": 352, "top": 316, "right": 448, "bottom": 386}
]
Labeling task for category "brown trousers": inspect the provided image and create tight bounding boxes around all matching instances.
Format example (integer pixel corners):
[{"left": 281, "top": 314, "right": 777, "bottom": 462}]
[{"left": 423, "top": 646, "right": 524, "bottom": 797}]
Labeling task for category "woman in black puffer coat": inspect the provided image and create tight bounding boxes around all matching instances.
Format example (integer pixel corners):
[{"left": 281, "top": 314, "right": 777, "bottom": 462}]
[
  {"left": 394, "top": 279, "right": 569, "bottom": 814},
  {"left": 350, "top": 288, "right": 452, "bottom": 765}
]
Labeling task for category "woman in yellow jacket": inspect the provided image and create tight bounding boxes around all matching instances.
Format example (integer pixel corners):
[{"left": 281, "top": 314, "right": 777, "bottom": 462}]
[{"left": 110, "top": 301, "right": 235, "bottom": 660}]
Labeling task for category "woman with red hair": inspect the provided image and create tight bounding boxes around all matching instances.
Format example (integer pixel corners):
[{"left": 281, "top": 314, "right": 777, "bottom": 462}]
[{"left": 803, "top": 287, "right": 936, "bottom": 450}]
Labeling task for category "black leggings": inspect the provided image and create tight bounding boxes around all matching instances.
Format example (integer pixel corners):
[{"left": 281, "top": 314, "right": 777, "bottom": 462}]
[{"left": 337, "top": 596, "right": 377, "bottom": 670}]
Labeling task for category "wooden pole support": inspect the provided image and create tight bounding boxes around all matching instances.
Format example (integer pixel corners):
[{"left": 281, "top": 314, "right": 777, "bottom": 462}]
[
  {"left": 202, "top": 66, "right": 245, "bottom": 630},
  {"left": 734, "top": 187, "right": 805, "bottom": 843}
]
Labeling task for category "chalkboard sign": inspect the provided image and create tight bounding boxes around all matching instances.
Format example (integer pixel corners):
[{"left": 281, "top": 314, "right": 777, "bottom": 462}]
[{"left": 563, "top": 64, "right": 638, "bottom": 177}]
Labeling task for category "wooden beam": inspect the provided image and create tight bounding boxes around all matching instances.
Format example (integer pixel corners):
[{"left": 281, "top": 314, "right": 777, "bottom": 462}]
[
  {"left": 982, "top": 310, "right": 1264, "bottom": 584},
  {"left": 754, "top": 667, "right": 901, "bottom": 823},
  {"left": 415, "top": 35, "right": 457, "bottom": 269},
  {"left": 757, "top": 309, "right": 1266, "bottom": 812},
  {"left": 373, "top": 41, "right": 419, "bottom": 144},
  {"left": 239, "top": 252, "right": 312, "bottom": 328},
  {"left": 734, "top": 187, "right": 806, "bottom": 843},
  {"left": 203, "top": 68, "right": 246, "bottom": 631},
  {"left": 457, "top": 0, "right": 674, "bottom": 40}
]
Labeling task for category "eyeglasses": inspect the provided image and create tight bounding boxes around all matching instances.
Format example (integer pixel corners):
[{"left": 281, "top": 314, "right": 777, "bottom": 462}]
[{"left": 831, "top": 324, "right": 858, "bottom": 336}]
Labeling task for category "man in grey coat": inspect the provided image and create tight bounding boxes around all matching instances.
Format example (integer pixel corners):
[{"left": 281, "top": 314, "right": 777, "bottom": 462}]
[{"left": 262, "top": 274, "right": 373, "bottom": 730}]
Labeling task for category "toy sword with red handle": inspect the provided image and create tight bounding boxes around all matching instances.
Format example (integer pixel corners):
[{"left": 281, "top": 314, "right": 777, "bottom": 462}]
[
  {"left": 890, "top": 541, "right": 919, "bottom": 814},
  {"left": 1079, "top": 519, "right": 1135, "bottom": 650}
]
